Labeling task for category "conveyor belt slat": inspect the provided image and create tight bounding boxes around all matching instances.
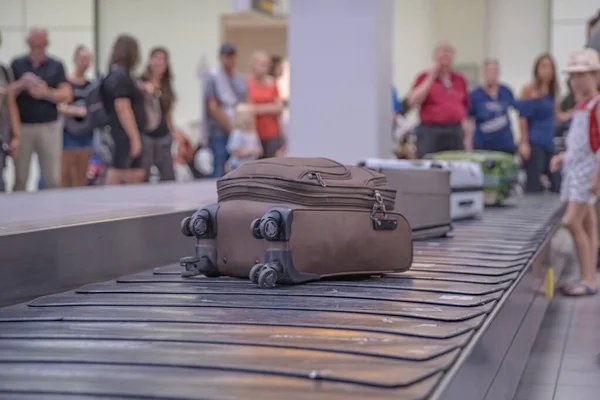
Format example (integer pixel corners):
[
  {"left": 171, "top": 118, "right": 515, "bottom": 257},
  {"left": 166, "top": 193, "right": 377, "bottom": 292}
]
[{"left": 28, "top": 293, "right": 496, "bottom": 322}]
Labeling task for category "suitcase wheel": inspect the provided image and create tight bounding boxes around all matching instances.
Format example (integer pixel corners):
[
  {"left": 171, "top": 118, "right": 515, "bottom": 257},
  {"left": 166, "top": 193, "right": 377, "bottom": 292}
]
[
  {"left": 180, "top": 255, "right": 219, "bottom": 278},
  {"left": 180, "top": 256, "right": 200, "bottom": 277},
  {"left": 180, "top": 217, "right": 194, "bottom": 237},
  {"left": 191, "top": 213, "right": 210, "bottom": 238},
  {"left": 249, "top": 263, "right": 265, "bottom": 284},
  {"left": 258, "top": 264, "right": 280, "bottom": 289},
  {"left": 197, "top": 255, "right": 220, "bottom": 278},
  {"left": 250, "top": 219, "right": 263, "bottom": 239},
  {"left": 259, "top": 212, "right": 282, "bottom": 241}
]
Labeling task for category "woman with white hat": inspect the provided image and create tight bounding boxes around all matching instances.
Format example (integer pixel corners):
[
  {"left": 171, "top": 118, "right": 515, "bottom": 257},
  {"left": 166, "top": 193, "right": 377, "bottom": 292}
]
[{"left": 550, "top": 48, "right": 600, "bottom": 296}]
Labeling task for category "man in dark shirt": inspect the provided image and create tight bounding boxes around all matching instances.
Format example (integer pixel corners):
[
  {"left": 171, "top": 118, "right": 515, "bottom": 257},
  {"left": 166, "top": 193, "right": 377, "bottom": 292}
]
[{"left": 8, "top": 27, "right": 72, "bottom": 191}]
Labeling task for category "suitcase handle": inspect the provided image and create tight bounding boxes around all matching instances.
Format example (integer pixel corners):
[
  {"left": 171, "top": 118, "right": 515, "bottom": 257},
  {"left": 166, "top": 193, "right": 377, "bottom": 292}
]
[{"left": 458, "top": 200, "right": 474, "bottom": 207}]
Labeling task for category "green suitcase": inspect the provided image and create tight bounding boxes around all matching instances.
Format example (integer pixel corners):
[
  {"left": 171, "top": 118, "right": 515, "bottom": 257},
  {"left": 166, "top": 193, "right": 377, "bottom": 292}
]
[{"left": 428, "top": 150, "right": 520, "bottom": 206}]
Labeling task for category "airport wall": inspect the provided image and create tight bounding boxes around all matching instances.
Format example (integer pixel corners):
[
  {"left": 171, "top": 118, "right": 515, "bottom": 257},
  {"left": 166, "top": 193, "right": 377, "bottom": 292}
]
[{"left": 2, "top": 0, "right": 599, "bottom": 133}]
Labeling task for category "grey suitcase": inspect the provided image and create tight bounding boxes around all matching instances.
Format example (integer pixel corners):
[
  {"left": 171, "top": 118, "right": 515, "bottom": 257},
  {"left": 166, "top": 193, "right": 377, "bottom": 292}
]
[{"left": 359, "top": 159, "right": 452, "bottom": 240}]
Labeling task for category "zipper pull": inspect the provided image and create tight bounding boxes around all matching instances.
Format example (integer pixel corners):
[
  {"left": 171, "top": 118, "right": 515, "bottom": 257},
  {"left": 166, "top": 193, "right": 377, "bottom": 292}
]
[
  {"left": 371, "top": 190, "right": 388, "bottom": 223},
  {"left": 374, "top": 190, "right": 385, "bottom": 209},
  {"left": 308, "top": 172, "right": 326, "bottom": 187}
]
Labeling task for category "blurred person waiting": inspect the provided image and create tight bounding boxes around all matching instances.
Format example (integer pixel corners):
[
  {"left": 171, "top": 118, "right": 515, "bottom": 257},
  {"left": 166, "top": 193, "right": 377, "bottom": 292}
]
[
  {"left": 269, "top": 54, "right": 289, "bottom": 153},
  {"left": 204, "top": 43, "right": 248, "bottom": 178},
  {"left": 519, "top": 54, "right": 571, "bottom": 193},
  {"left": 0, "top": 30, "right": 19, "bottom": 192},
  {"left": 58, "top": 45, "right": 93, "bottom": 187},
  {"left": 139, "top": 47, "right": 185, "bottom": 182},
  {"left": 548, "top": 49, "right": 600, "bottom": 296},
  {"left": 408, "top": 42, "right": 470, "bottom": 158},
  {"left": 226, "top": 103, "right": 262, "bottom": 170},
  {"left": 467, "top": 59, "right": 517, "bottom": 154},
  {"left": 8, "top": 27, "right": 72, "bottom": 191},
  {"left": 248, "top": 50, "right": 285, "bottom": 158},
  {"left": 269, "top": 56, "right": 284, "bottom": 83},
  {"left": 583, "top": 9, "right": 600, "bottom": 270},
  {"left": 101, "top": 34, "right": 145, "bottom": 185}
]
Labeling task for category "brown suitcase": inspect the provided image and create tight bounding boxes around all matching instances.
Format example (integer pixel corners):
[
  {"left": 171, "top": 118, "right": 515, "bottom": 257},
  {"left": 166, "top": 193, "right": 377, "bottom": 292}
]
[{"left": 180, "top": 157, "right": 413, "bottom": 288}]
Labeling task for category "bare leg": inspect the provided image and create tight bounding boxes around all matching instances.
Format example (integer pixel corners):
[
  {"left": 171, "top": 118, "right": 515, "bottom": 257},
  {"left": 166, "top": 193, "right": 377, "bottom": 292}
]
[
  {"left": 582, "top": 205, "right": 598, "bottom": 284},
  {"left": 562, "top": 201, "right": 598, "bottom": 293},
  {"left": 127, "top": 168, "right": 146, "bottom": 184},
  {"left": 105, "top": 168, "right": 125, "bottom": 185}
]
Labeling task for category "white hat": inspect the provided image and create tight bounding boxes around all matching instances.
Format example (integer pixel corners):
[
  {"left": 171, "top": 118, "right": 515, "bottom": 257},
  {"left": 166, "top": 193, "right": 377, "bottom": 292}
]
[{"left": 564, "top": 49, "right": 600, "bottom": 73}]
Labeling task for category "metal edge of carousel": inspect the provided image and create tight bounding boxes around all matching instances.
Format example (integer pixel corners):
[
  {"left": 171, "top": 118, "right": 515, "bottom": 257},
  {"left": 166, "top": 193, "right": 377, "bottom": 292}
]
[
  {"left": 0, "top": 183, "right": 567, "bottom": 400},
  {"left": 0, "top": 181, "right": 217, "bottom": 307}
]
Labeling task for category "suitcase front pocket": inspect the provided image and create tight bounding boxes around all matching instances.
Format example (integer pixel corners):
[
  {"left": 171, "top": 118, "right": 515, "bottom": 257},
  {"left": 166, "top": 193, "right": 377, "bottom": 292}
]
[{"left": 247, "top": 207, "right": 413, "bottom": 286}]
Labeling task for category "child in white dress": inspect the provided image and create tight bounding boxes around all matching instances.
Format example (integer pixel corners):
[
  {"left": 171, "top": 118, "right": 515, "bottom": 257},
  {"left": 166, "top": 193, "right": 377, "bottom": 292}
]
[
  {"left": 550, "top": 48, "right": 600, "bottom": 296},
  {"left": 226, "top": 103, "right": 263, "bottom": 171}
]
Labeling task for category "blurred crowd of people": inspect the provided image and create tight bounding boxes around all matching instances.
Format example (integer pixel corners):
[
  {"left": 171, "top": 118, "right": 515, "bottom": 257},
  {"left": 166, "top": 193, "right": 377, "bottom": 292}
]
[
  {"left": 0, "top": 29, "right": 287, "bottom": 191},
  {"left": 0, "top": 10, "right": 599, "bottom": 195},
  {"left": 392, "top": 10, "right": 600, "bottom": 197},
  {"left": 389, "top": 9, "right": 600, "bottom": 296}
]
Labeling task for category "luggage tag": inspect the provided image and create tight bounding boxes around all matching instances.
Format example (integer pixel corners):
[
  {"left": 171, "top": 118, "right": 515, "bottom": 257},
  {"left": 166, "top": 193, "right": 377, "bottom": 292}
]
[{"left": 371, "top": 191, "right": 397, "bottom": 231}]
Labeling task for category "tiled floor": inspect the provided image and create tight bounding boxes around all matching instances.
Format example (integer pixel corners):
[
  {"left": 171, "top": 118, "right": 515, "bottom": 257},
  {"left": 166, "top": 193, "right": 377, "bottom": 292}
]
[{"left": 514, "top": 238, "right": 600, "bottom": 400}]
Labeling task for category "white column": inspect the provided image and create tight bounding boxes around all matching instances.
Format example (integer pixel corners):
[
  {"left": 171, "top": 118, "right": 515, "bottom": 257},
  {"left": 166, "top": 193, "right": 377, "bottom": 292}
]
[
  {"left": 486, "top": 0, "right": 550, "bottom": 94},
  {"left": 287, "top": 0, "right": 394, "bottom": 164},
  {"left": 550, "top": 0, "right": 598, "bottom": 93},
  {"left": 393, "top": 0, "right": 436, "bottom": 96},
  {"left": 433, "top": 0, "right": 486, "bottom": 66}
]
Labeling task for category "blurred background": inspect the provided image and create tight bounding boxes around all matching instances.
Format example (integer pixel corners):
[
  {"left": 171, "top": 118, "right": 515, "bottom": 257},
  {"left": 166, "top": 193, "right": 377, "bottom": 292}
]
[{"left": 0, "top": 0, "right": 597, "bottom": 191}]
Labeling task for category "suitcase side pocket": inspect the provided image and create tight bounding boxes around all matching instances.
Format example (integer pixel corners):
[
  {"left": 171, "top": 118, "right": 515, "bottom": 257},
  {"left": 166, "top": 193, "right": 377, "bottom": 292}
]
[{"left": 252, "top": 206, "right": 413, "bottom": 288}]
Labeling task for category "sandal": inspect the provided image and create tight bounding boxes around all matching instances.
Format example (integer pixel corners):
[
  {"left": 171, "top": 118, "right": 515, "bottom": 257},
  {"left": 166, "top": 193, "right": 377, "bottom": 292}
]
[{"left": 559, "top": 281, "right": 598, "bottom": 297}]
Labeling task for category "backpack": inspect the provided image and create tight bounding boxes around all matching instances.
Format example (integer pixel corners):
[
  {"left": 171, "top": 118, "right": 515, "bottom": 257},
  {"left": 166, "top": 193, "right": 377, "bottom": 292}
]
[
  {"left": 63, "top": 77, "right": 109, "bottom": 137},
  {"left": 0, "top": 65, "right": 10, "bottom": 113}
]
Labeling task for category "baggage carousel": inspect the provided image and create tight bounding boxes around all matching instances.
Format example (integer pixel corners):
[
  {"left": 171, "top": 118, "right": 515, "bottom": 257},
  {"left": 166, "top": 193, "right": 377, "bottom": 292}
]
[{"left": 0, "top": 185, "right": 567, "bottom": 400}]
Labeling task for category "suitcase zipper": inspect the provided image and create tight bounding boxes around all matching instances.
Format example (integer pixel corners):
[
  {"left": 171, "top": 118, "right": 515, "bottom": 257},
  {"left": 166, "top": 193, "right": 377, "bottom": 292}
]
[
  {"left": 307, "top": 172, "right": 326, "bottom": 187},
  {"left": 218, "top": 184, "right": 395, "bottom": 210},
  {"left": 218, "top": 178, "right": 394, "bottom": 198}
]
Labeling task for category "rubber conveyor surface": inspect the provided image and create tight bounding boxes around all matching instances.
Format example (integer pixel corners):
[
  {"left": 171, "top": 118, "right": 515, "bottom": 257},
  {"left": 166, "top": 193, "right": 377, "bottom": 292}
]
[{"left": 0, "top": 196, "right": 564, "bottom": 400}]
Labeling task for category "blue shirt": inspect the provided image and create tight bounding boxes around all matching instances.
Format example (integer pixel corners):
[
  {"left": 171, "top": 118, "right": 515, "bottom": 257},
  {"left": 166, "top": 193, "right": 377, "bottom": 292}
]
[
  {"left": 11, "top": 55, "right": 67, "bottom": 123},
  {"left": 519, "top": 94, "right": 556, "bottom": 151},
  {"left": 392, "top": 87, "right": 402, "bottom": 114},
  {"left": 469, "top": 85, "right": 516, "bottom": 152}
]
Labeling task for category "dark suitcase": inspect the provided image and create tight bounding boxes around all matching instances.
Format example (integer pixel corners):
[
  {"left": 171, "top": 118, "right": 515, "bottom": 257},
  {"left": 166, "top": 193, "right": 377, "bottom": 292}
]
[{"left": 180, "top": 157, "right": 413, "bottom": 288}]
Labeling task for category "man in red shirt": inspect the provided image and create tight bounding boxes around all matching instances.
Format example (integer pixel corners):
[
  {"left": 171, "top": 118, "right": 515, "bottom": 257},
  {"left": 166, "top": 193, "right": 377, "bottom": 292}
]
[{"left": 408, "top": 42, "right": 470, "bottom": 158}]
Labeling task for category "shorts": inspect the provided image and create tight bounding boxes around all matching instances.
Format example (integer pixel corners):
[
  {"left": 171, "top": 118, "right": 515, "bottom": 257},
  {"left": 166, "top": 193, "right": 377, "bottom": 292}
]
[
  {"left": 261, "top": 136, "right": 285, "bottom": 159},
  {"left": 560, "top": 173, "right": 597, "bottom": 205},
  {"left": 109, "top": 128, "right": 142, "bottom": 170},
  {"left": 141, "top": 134, "right": 175, "bottom": 181}
]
